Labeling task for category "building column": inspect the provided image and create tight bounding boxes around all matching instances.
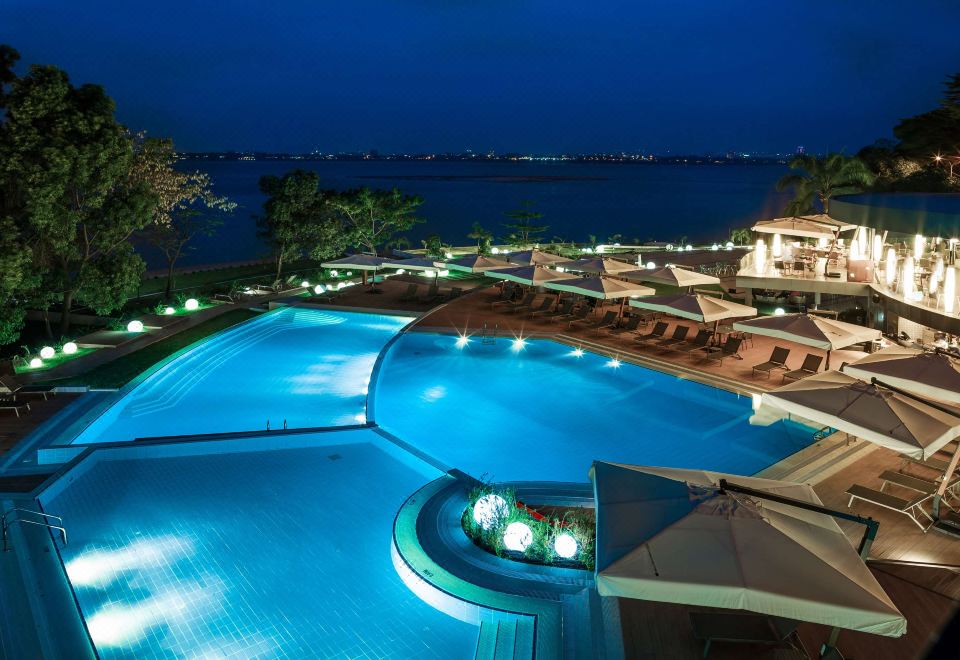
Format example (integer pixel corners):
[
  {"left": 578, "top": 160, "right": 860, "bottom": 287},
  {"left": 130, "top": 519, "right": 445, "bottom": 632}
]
[{"left": 813, "top": 291, "right": 821, "bottom": 310}]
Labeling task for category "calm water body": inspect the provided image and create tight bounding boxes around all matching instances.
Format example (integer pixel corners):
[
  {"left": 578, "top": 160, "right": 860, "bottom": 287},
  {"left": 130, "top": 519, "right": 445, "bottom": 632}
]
[{"left": 153, "top": 160, "right": 792, "bottom": 268}]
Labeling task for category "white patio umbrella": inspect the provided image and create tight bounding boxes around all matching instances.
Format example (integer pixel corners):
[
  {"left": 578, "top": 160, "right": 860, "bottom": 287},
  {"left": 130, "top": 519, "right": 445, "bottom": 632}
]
[
  {"left": 590, "top": 461, "right": 906, "bottom": 637},
  {"left": 443, "top": 254, "right": 513, "bottom": 273},
  {"left": 623, "top": 265, "right": 720, "bottom": 289},
  {"left": 629, "top": 293, "right": 756, "bottom": 325},
  {"left": 842, "top": 347, "right": 960, "bottom": 405},
  {"left": 796, "top": 214, "right": 857, "bottom": 233},
  {"left": 544, "top": 276, "right": 654, "bottom": 316},
  {"left": 321, "top": 254, "right": 387, "bottom": 289},
  {"left": 483, "top": 265, "right": 580, "bottom": 287},
  {"left": 562, "top": 256, "right": 638, "bottom": 275},
  {"left": 752, "top": 217, "right": 837, "bottom": 240},
  {"left": 733, "top": 313, "right": 881, "bottom": 368},
  {"left": 752, "top": 370, "right": 960, "bottom": 460},
  {"left": 505, "top": 248, "right": 571, "bottom": 266},
  {"left": 382, "top": 257, "right": 441, "bottom": 272}
]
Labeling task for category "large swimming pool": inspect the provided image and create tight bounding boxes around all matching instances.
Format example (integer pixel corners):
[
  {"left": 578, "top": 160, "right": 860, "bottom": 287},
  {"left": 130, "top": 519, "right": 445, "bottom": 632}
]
[
  {"left": 72, "top": 308, "right": 412, "bottom": 443},
  {"left": 373, "top": 332, "right": 811, "bottom": 482}
]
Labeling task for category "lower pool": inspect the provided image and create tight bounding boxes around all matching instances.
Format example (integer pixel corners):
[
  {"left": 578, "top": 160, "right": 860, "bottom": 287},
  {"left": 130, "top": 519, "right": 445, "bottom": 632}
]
[
  {"left": 373, "top": 332, "right": 812, "bottom": 483},
  {"left": 41, "top": 431, "right": 478, "bottom": 658}
]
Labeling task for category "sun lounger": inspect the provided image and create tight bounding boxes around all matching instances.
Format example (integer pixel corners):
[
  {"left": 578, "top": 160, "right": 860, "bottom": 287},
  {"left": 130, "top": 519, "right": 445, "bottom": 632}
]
[
  {"left": 547, "top": 300, "right": 576, "bottom": 322},
  {"left": 649, "top": 325, "right": 689, "bottom": 349},
  {"left": 418, "top": 282, "right": 442, "bottom": 303},
  {"left": 673, "top": 329, "right": 712, "bottom": 354},
  {"left": 494, "top": 291, "right": 533, "bottom": 310},
  {"left": 608, "top": 315, "right": 642, "bottom": 337},
  {"left": 689, "top": 611, "right": 798, "bottom": 658},
  {"left": 398, "top": 283, "right": 419, "bottom": 302},
  {"left": 698, "top": 336, "right": 743, "bottom": 364},
  {"left": 0, "top": 378, "right": 55, "bottom": 400},
  {"left": 634, "top": 321, "right": 668, "bottom": 344},
  {"left": 751, "top": 346, "right": 791, "bottom": 378},
  {"left": 525, "top": 297, "right": 553, "bottom": 316},
  {"left": 781, "top": 354, "right": 823, "bottom": 383},
  {"left": 445, "top": 287, "right": 463, "bottom": 301},
  {"left": 566, "top": 306, "right": 593, "bottom": 328},
  {"left": 0, "top": 397, "right": 30, "bottom": 417},
  {"left": 592, "top": 311, "right": 619, "bottom": 333},
  {"left": 880, "top": 470, "right": 958, "bottom": 506},
  {"left": 846, "top": 483, "right": 933, "bottom": 531}
]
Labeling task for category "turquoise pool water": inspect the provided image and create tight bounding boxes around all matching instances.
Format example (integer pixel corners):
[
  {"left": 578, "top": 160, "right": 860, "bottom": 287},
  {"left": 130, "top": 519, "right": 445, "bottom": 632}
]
[
  {"left": 42, "top": 431, "right": 478, "bottom": 658},
  {"left": 374, "top": 332, "right": 812, "bottom": 482},
  {"left": 72, "top": 308, "right": 412, "bottom": 444}
]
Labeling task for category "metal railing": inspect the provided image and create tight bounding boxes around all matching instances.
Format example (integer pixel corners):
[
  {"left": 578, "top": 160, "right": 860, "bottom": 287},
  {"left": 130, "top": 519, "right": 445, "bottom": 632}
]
[{"left": 2, "top": 507, "right": 67, "bottom": 550}]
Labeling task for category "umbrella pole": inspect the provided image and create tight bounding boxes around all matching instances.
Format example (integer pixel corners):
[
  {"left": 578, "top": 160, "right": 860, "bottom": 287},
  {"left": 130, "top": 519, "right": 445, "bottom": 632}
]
[{"left": 826, "top": 349, "right": 831, "bottom": 370}]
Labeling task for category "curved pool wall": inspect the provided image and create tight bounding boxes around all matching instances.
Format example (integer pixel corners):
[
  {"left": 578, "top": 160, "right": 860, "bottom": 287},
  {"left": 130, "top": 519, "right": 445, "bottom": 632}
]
[
  {"left": 372, "top": 332, "right": 813, "bottom": 483},
  {"left": 36, "top": 427, "right": 480, "bottom": 659},
  {"left": 70, "top": 307, "right": 413, "bottom": 445}
]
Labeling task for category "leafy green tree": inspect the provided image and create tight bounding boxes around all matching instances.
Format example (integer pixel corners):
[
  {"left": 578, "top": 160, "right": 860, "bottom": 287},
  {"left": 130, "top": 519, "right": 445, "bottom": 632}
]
[
  {"left": 503, "top": 201, "right": 548, "bottom": 246},
  {"left": 0, "top": 216, "right": 31, "bottom": 344},
  {"left": 332, "top": 187, "right": 423, "bottom": 256},
  {"left": 0, "top": 57, "right": 156, "bottom": 335},
  {"left": 729, "top": 228, "right": 753, "bottom": 246},
  {"left": 467, "top": 222, "right": 494, "bottom": 255},
  {"left": 420, "top": 233, "right": 448, "bottom": 259},
  {"left": 135, "top": 138, "right": 235, "bottom": 299},
  {"left": 258, "top": 170, "right": 347, "bottom": 284},
  {"left": 775, "top": 154, "right": 875, "bottom": 215},
  {"left": 894, "top": 73, "right": 960, "bottom": 162}
]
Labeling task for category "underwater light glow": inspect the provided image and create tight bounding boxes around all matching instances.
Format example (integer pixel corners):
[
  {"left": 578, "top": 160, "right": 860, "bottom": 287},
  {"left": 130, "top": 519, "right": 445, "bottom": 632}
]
[
  {"left": 571, "top": 348, "right": 584, "bottom": 357},
  {"left": 62, "top": 341, "right": 78, "bottom": 355},
  {"left": 511, "top": 338, "right": 527, "bottom": 352},
  {"left": 554, "top": 533, "right": 578, "bottom": 559},
  {"left": 40, "top": 346, "right": 55, "bottom": 359},
  {"left": 503, "top": 522, "right": 533, "bottom": 552},
  {"left": 184, "top": 298, "right": 199, "bottom": 311},
  {"left": 606, "top": 358, "right": 621, "bottom": 368},
  {"left": 473, "top": 494, "right": 507, "bottom": 530},
  {"left": 455, "top": 335, "right": 470, "bottom": 348}
]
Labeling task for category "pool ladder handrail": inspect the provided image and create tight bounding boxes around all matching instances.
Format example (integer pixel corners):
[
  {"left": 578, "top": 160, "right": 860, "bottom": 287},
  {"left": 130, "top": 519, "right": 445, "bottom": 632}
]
[
  {"left": 2, "top": 507, "right": 67, "bottom": 550},
  {"left": 481, "top": 322, "right": 498, "bottom": 344}
]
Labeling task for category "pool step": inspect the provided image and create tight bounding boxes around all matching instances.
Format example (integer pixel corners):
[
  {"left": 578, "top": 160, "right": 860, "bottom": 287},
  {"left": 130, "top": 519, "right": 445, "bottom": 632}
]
[{"left": 475, "top": 618, "right": 535, "bottom": 660}]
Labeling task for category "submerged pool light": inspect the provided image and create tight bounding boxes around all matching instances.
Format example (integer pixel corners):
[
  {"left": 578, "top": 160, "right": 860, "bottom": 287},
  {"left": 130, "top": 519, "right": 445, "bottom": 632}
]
[
  {"left": 503, "top": 522, "right": 533, "bottom": 552},
  {"left": 606, "top": 357, "right": 621, "bottom": 368},
  {"left": 511, "top": 337, "right": 527, "bottom": 352},
  {"left": 455, "top": 334, "right": 470, "bottom": 348},
  {"left": 184, "top": 298, "right": 199, "bottom": 311},
  {"left": 39, "top": 346, "right": 55, "bottom": 359},
  {"left": 554, "top": 533, "right": 578, "bottom": 559},
  {"left": 473, "top": 494, "right": 507, "bottom": 530},
  {"left": 62, "top": 341, "right": 78, "bottom": 355},
  {"left": 571, "top": 347, "right": 584, "bottom": 358}
]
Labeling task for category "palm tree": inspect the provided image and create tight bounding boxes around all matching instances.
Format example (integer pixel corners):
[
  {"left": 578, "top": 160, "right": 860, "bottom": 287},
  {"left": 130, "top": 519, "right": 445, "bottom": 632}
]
[
  {"left": 776, "top": 154, "right": 875, "bottom": 215},
  {"left": 467, "top": 222, "right": 493, "bottom": 255}
]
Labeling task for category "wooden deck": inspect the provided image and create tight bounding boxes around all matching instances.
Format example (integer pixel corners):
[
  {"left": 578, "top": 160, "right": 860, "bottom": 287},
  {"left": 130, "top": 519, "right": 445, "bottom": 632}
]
[{"left": 0, "top": 393, "right": 79, "bottom": 460}]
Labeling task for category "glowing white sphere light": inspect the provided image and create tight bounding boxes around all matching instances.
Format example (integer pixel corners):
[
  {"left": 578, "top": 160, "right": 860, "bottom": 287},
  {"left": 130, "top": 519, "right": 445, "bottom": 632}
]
[
  {"left": 184, "top": 298, "right": 199, "bottom": 311},
  {"left": 503, "top": 522, "right": 533, "bottom": 552},
  {"left": 554, "top": 533, "right": 578, "bottom": 559},
  {"left": 330, "top": 269, "right": 339, "bottom": 277},
  {"left": 29, "top": 358, "right": 42, "bottom": 368},
  {"left": 164, "top": 306, "right": 175, "bottom": 315},
  {"left": 473, "top": 494, "right": 507, "bottom": 530},
  {"left": 774, "top": 307, "right": 786, "bottom": 316},
  {"left": 314, "top": 284, "right": 325, "bottom": 294},
  {"left": 62, "top": 342, "right": 78, "bottom": 355},
  {"left": 39, "top": 346, "right": 55, "bottom": 359},
  {"left": 645, "top": 261, "right": 656, "bottom": 270},
  {"left": 126, "top": 320, "right": 144, "bottom": 333},
  {"left": 300, "top": 280, "right": 310, "bottom": 288}
]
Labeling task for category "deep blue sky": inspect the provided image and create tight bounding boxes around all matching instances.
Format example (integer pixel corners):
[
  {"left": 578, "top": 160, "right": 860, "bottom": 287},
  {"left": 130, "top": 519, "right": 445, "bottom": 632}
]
[{"left": 3, "top": 1, "right": 959, "bottom": 154}]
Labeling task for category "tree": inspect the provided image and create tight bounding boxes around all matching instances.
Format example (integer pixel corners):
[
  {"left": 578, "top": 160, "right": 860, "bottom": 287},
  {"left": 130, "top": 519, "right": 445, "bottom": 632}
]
[
  {"left": 729, "top": 228, "right": 753, "bottom": 246},
  {"left": 0, "top": 59, "right": 157, "bottom": 335},
  {"left": 420, "top": 233, "right": 447, "bottom": 259},
  {"left": 135, "top": 138, "right": 235, "bottom": 299},
  {"left": 467, "top": 222, "right": 493, "bottom": 255},
  {"left": 775, "top": 153, "right": 875, "bottom": 215},
  {"left": 332, "top": 187, "right": 423, "bottom": 256},
  {"left": 0, "top": 216, "right": 31, "bottom": 345},
  {"left": 257, "top": 170, "right": 348, "bottom": 284},
  {"left": 894, "top": 73, "right": 960, "bottom": 163},
  {"left": 503, "top": 200, "right": 548, "bottom": 246}
]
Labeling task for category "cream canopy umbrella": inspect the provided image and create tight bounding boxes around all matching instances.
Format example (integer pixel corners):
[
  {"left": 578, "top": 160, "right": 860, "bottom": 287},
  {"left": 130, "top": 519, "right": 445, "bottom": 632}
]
[
  {"left": 483, "top": 265, "right": 580, "bottom": 287},
  {"left": 752, "top": 370, "right": 960, "bottom": 460},
  {"left": 733, "top": 313, "right": 881, "bottom": 368},
  {"left": 624, "top": 265, "right": 720, "bottom": 289},
  {"left": 382, "top": 257, "right": 441, "bottom": 272},
  {"left": 842, "top": 347, "right": 960, "bottom": 405},
  {"left": 443, "top": 254, "right": 512, "bottom": 273},
  {"left": 562, "top": 256, "right": 638, "bottom": 275},
  {"left": 591, "top": 461, "right": 906, "bottom": 637},
  {"left": 752, "top": 217, "right": 837, "bottom": 240},
  {"left": 630, "top": 293, "right": 756, "bottom": 324},
  {"left": 504, "top": 248, "right": 570, "bottom": 266},
  {"left": 796, "top": 214, "right": 857, "bottom": 233},
  {"left": 321, "top": 254, "right": 387, "bottom": 290},
  {"left": 545, "top": 276, "right": 654, "bottom": 316}
]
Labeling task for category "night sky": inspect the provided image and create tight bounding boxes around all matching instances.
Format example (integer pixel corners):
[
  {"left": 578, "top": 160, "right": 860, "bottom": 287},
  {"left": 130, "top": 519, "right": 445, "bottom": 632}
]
[{"left": 3, "top": 1, "right": 959, "bottom": 155}]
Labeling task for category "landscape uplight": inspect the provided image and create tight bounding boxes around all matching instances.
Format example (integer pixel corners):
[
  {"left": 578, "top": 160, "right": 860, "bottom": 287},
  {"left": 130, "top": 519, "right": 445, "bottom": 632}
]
[
  {"left": 40, "top": 346, "right": 55, "bottom": 359},
  {"left": 164, "top": 306, "right": 175, "bottom": 315},
  {"left": 62, "top": 342, "right": 78, "bottom": 355},
  {"left": 645, "top": 261, "right": 656, "bottom": 269},
  {"left": 554, "top": 533, "right": 578, "bottom": 559},
  {"left": 184, "top": 298, "right": 199, "bottom": 311},
  {"left": 503, "top": 522, "right": 533, "bottom": 552},
  {"left": 774, "top": 307, "right": 785, "bottom": 316},
  {"left": 330, "top": 270, "right": 339, "bottom": 277},
  {"left": 126, "top": 320, "right": 144, "bottom": 333},
  {"left": 945, "top": 267, "right": 957, "bottom": 314},
  {"left": 300, "top": 280, "right": 310, "bottom": 288},
  {"left": 914, "top": 235, "right": 924, "bottom": 259},
  {"left": 885, "top": 248, "right": 897, "bottom": 287},
  {"left": 473, "top": 494, "right": 507, "bottom": 530},
  {"left": 902, "top": 257, "right": 915, "bottom": 298},
  {"left": 29, "top": 358, "right": 42, "bottom": 368},
  {"left": 314, "top": 284, "right": 325, "bottom": 294}
]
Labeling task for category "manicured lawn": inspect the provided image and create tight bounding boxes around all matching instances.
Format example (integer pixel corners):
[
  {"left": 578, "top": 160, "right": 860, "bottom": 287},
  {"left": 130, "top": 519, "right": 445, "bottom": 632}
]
[{"left": 49, "top": 309, "right": 258, "bottom": 389}]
